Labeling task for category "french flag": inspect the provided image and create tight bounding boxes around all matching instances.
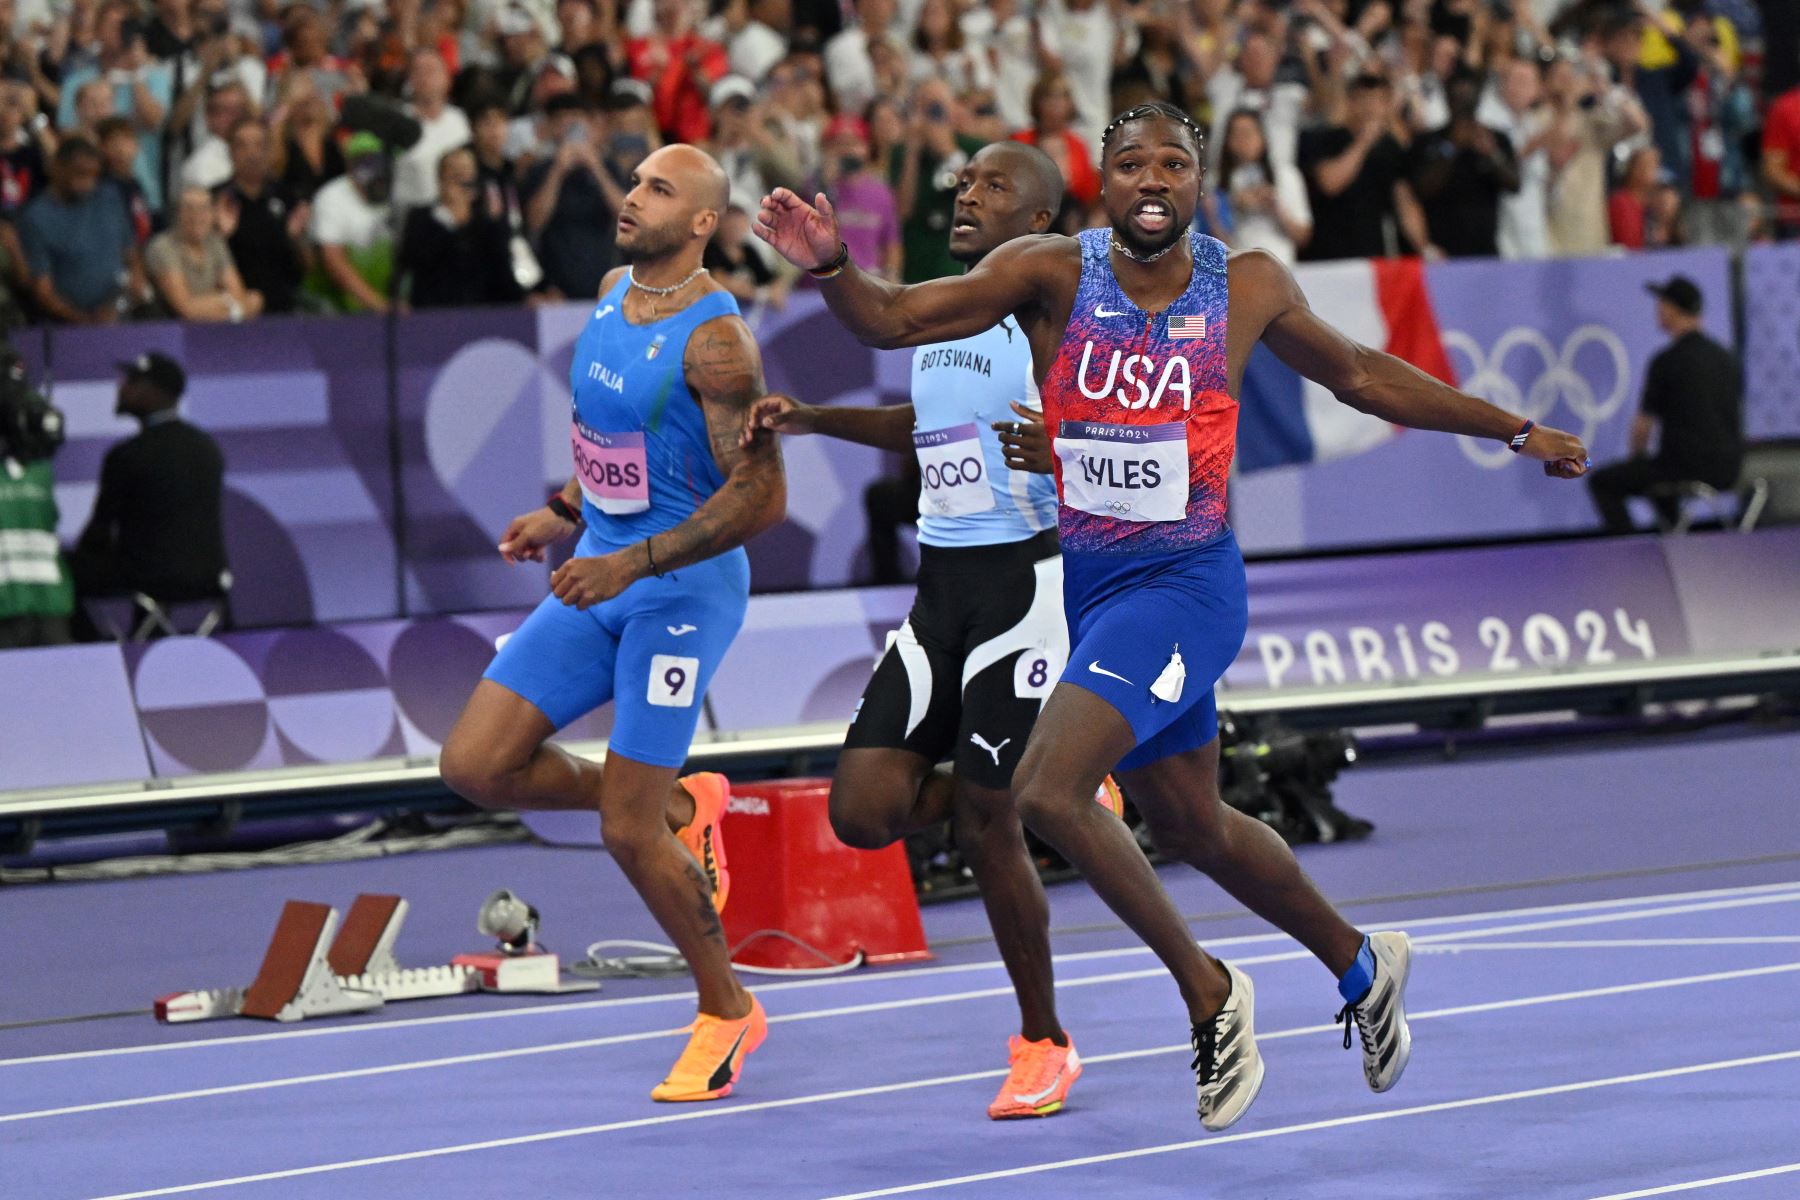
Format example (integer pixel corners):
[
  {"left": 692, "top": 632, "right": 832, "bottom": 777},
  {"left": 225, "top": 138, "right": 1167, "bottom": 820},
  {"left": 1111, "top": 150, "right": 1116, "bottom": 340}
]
[{"left": 1237, "top": 259, "right": 1454, "bottom": 471}]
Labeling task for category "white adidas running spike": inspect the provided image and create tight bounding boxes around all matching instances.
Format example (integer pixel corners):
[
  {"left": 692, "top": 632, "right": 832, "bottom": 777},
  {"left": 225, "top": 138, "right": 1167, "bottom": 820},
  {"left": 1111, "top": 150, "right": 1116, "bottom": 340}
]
[
  {"left": 1192, "top": 962, "right": 1265, "bottom": 1131},
  {"left": 1338, "top": 931, "right": 1413, "bottom": 1093}
]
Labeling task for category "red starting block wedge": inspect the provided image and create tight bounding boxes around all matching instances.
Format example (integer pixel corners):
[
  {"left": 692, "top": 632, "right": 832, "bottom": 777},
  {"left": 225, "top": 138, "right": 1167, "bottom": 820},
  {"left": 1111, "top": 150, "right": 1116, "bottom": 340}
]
[
  {"left": 721, "top": 778, "right": 931, "bottom": 970},
  {"left": 155, "top": 892, "right": 596, "bottom": 1024}
]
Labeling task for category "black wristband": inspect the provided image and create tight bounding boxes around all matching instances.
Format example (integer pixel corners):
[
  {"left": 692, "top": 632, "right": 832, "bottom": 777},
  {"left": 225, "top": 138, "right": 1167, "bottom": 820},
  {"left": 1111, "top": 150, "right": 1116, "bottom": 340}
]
[
  {"left": 547, "top": 494, "right": 582, "bottom": 524},
  {"left": 807, "top": 241, "right": 849, "bottom": 279},
  {"left": 644, "top": 536, "right": 664, "bottom": 578}
]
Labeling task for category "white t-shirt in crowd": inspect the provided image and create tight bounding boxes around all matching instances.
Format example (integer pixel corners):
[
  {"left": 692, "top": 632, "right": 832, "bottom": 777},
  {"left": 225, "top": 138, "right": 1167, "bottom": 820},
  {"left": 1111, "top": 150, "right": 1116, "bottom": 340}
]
[
  {"left": 394, "top": 105, "right": 473, "bottom": 212},
  {"left": 1478, "top": 94, "right": 1551, "bottom": 261},
  {"left": 1207, "top": 73, "right": 1309, "bottom": 175},
  {"left": 1038, "top": 0, "right": 1124, "bottom": 155},
  {"left": 1227, "top": 160, "right": 1312, "bottom": 266},
  {"left": 311, "top": 176, "right": 392, "bottom": 250},
  {"left": 700, "top": 16, "right": 787, "bottom": 82},
  {"left": 181, "top": 135, "right": 233, "bottom": 192}
]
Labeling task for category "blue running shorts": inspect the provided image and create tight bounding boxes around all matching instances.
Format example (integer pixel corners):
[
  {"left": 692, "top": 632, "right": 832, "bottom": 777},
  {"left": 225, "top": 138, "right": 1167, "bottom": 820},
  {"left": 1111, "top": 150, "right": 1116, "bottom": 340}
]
[
  {"left": 484, "top": 540, "right": 750, "bottom": 769},
  {"left": 1058, "top": 529, "right": 1249, "bottom": 773}
]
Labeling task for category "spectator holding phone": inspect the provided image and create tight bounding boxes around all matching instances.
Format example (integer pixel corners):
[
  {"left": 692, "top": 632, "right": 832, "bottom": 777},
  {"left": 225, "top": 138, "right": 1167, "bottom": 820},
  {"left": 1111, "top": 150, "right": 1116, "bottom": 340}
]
[
  {"left": 55, "top": 1, "right": 173, "bottom": 215},
  {"left": 395, "top": 146, "right": 523, "bottom": 309},
  {"left": 1407, "top": 69, "right": 1519, "bottom": 258},
  {"left": 0, "top": 82, "right": 50, "bottom": 217},
  {"left": 891, "top": 76, "right": 981, "bottom": 284},
  {"left": 521, "top": 98, "right": 628, "bottom": 298},
  {"left": 626, "top": 0, "right": 728, "bottom": 145},
  {"left": 1218, "top": 108, "right": 1312, "bottom": 264},
  {"left": 1543, "top": 52, "right": 1646, "bottom": 257}
]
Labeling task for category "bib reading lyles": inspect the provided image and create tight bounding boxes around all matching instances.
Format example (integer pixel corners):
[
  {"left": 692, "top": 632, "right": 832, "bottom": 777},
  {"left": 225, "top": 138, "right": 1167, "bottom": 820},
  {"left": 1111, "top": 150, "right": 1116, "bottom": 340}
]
[
  {"left": 913, "top": 422, "right": 996, "bottom": 518},
  {"left": 571, "top": 419, "right": 650, "bottom": 514},
  {"left": 1055, "top": 420, "right": 1188, "bottom": 523}
]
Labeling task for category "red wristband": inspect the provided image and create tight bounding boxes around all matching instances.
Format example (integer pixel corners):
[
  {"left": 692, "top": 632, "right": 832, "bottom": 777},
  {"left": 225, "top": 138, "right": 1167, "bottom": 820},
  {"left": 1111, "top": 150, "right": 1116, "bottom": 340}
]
[{"left": 547, "top": 494, "right": 582, "bottom": 524}]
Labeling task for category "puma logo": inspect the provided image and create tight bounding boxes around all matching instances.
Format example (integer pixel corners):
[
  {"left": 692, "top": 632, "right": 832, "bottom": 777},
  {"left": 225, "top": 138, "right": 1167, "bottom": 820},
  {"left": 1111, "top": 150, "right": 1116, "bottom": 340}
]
[{"left": 969, "top": 732, "right": 1012, "bottom": 766}]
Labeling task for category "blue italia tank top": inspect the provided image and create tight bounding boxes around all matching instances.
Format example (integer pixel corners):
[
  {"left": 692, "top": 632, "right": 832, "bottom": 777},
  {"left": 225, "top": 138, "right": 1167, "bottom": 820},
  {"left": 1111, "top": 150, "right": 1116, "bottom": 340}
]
[
  {"left": 568, "top": 277, "right": 743, "bottom": 555},
  {"left": 910, "top": 318, "right": 1059, "bottom": 548}
]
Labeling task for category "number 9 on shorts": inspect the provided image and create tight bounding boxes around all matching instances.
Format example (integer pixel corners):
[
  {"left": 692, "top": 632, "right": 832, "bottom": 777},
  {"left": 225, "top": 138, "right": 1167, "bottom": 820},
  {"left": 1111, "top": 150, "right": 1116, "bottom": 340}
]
[{"left": 648, "top": 654, "right": 701, "bottom": 707}]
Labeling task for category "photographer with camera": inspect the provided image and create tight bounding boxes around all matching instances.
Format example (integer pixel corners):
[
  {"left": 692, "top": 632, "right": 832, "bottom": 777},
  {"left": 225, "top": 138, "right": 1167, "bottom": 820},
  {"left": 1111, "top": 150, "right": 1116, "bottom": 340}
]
[{"left": 0, "top": 348, "right": 71, "bottom": 650}]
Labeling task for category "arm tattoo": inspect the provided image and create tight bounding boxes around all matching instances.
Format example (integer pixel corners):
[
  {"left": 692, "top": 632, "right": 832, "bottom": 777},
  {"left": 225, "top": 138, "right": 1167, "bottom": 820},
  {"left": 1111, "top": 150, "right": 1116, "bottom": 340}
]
[{"left": 641, "top": 315, "right": 786, "bottom": 575}]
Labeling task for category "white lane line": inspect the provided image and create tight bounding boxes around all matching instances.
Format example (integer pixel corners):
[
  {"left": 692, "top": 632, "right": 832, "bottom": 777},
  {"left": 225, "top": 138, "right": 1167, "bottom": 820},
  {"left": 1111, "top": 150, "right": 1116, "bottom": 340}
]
[
  {"left": 1422, "top": 938, "right": 1800, "bottom": 952},
  {"left": 9, "top": 891, "right": 1797, "bottom": 1122},
  {"left": 8, "top": 879, "right": 1798, "bottom": 1070},
  {"left": 9, "top": 893, "right": 1799, "bottom": 1119},
  {"left": 1584, "top": 1162, "right": 1800, "bottom": 1200},
  {"left": 814, "top": 1050, "right": 1800, "bottom": 1200},
  {"left": 55, "top": 962, "right": 1800, "bottom": 1198}
]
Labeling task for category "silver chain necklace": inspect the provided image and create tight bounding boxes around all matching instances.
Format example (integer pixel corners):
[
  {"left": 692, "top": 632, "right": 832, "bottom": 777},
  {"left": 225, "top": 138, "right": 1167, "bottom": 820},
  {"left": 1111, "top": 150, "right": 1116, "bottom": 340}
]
[
  {"left": 627, "top": 265, "right": 706, "bottom": 296},
  {"left": 1109, "top": 235, "right": 1182, "bottom": 264}
]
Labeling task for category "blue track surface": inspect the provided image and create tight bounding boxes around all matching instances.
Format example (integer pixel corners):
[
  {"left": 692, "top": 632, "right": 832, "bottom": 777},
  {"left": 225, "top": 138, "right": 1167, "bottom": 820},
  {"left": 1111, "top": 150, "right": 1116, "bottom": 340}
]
[{"left": 4, "top": 731, "right": 1799, "bottom": 1199}]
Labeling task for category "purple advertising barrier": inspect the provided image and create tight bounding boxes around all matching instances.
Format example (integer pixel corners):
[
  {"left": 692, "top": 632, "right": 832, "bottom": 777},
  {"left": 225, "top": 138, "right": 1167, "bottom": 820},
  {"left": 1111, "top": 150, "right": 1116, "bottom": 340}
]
[
  {"left": 1232, "top": 247, "right": 1734, "bottom": 553},
  {"left": 4, "top": 529, "right": 1797, "bottom": 792},
  {"left": 395, "top": 306, "right": 550, "bottom": 615},
  {"left": 45, "top": 316, "right": 398, "bottom": 629},
  {"left": 124, "top": 613, "right": 610, "bottom": 778},
  {"left": 0, "top": 644, "right": 149, "bottom": 789},
  {"left": 1224, "top": 536, "right": 1693, "bottom": 692},
  {"left": 1741, "top": 242, "right": 1800, "bottom": 441}
]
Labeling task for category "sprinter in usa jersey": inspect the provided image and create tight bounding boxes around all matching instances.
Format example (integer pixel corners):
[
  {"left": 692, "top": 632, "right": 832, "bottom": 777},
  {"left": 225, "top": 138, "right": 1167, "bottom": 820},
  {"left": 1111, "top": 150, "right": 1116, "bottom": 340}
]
[{"left": 756, "top": 102, "right": 1590, "bottom": 1130}]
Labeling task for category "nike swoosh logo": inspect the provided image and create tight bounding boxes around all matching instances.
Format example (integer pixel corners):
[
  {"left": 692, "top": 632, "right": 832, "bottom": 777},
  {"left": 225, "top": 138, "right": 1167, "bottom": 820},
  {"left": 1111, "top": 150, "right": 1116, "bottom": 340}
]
[
  {"left": 1087, "top": 661, "right": 1134, "bottom": 685},
  {"left": 668, "top": 624, "right": 698, "bottom": 636},
  {"left": 706, "top": 1026, "right": 751, "bottom": 1091},
  {"left": 1012, "top": 1064, "right": 1071, "bottom": 1106},
  {"left": 1094, "top": 305, "right": 1123, "bottom": 318}
]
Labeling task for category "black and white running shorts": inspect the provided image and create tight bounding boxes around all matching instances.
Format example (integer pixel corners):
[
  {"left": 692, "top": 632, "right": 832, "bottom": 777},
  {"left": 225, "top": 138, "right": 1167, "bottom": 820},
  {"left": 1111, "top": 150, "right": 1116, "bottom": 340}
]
[{"left": 844, "top": 528, "right": 1066, "bottom": 790}]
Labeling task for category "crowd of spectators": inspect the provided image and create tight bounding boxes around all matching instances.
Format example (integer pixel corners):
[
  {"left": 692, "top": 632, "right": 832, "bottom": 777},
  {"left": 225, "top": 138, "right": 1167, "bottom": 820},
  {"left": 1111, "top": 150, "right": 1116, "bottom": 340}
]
[{"left": 0, "top": 0, "right": 1790, "bottom": 327}]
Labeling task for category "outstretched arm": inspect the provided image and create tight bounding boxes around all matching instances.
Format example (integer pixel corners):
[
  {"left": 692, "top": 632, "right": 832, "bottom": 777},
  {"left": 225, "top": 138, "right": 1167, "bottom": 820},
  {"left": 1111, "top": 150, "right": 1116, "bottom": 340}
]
[
  {"left": 741, "top": 394, "right": 918, "bottom": 452},
  {"left": 549, "top": 315, "right": 789, "bottom": 609},
  {"left": 753, "top": 187, "right": 1065, "bottom": 350},
  {"left": 1236, "top": 251, "right": 1588, "bottom": 477}
]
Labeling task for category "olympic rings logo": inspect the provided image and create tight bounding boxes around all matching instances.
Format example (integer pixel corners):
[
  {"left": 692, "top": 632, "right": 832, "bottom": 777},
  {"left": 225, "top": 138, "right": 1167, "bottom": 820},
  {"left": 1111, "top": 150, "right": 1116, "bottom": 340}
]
[{"left": 1440, "top": 325, "right": 1632, "bottom": 469}]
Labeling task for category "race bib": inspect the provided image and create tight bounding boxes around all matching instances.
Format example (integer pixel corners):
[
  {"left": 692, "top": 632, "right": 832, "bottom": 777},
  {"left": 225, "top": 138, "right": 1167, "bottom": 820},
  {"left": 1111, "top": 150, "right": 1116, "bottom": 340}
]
[
  {"left": 1055, "top": 420, "right": 1188, "bottom": 523},
  {"left": 571, "top": 420, "right": 649, "bottom": 514},
  {"left": 913, "top": 422, "right": 995, "bottom": 518}
]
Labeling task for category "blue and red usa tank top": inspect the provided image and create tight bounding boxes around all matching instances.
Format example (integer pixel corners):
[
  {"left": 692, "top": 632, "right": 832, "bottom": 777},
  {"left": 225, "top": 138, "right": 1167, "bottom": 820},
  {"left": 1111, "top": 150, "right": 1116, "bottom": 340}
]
[{"left": 1041, "top": 227, "right": 1236, "bottom": 555}]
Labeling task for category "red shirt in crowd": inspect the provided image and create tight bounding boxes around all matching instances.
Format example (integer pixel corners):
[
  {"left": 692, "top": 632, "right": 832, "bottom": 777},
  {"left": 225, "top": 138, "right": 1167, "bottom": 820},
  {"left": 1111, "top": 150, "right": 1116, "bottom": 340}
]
[
  {"left": 626, "top": 34, "right": 729, "bottom": 147},
  {"left": 1763, "top": 87, "right": 1800, "bottom": 223},
  {"left": 1609, "top": 189, "right": 1646, "bottom": 249},
  {"left": 1010, "top": 127, "right": 1101, "bottom": 210}
]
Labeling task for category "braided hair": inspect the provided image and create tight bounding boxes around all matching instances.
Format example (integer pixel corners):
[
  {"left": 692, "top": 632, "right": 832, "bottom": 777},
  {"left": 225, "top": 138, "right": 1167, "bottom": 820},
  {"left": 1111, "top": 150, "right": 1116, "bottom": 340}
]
[{"left": 1100, "top": 101, "right": 1206, "bottom": 163}]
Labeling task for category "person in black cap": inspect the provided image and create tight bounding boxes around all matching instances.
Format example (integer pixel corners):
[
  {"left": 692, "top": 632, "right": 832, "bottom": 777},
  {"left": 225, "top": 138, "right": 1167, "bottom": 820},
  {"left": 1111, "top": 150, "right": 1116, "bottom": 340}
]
[
  {"left": 67, "top": 353, "right": 228, "bottom": 637},
  {"left": 1587, "top": 275, "right": 1743, "bottom": 534}
]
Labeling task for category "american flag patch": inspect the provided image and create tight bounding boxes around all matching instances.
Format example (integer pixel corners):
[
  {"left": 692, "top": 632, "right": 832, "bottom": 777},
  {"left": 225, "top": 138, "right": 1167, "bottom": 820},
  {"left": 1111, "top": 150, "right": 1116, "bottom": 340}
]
[{"left": 1167, "top": 315, "right": 1207, "bottom": 340}]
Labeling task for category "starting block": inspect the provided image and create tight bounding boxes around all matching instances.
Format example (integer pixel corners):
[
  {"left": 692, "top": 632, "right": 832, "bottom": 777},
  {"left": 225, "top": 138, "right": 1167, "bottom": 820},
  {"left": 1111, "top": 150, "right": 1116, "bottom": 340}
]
[{"left": 155, "top": 892, "right": 595, "bottom": 1024}]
